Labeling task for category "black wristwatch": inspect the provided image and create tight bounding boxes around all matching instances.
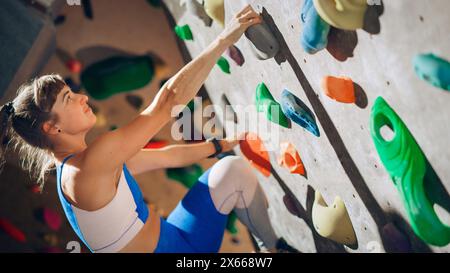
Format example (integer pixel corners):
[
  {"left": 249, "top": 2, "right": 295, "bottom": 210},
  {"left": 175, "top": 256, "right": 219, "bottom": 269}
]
[{"left": 206, "top": 137, "right": 223, "bottom": 158}]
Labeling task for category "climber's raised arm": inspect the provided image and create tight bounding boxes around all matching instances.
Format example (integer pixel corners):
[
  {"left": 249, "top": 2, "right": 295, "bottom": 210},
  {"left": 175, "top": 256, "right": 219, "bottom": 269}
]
[{"left": 81, "top": 5, "right": 262, "bottom": 173}]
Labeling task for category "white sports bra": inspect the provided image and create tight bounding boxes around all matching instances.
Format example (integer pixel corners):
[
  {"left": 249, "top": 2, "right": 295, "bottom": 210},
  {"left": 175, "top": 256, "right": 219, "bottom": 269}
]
[{"left": 56, "top": 154, "right": 149, "bottom": 253}]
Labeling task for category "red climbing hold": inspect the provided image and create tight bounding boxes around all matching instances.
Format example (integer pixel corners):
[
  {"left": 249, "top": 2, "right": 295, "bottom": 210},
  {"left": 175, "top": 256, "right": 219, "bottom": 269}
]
[
  {"left": 239, "top": 132, "right": 271, "bottom": 177},
  {"left": 0, "top": 218, "right": 26, "bottom": 243},
  {"left": 30, "top": 184, "right": 42, "bottom": 194},
  {"left": 43, "top": 207, "right": 62, "bottom": 231},
  {"left": 66, "top": 59, "right": 82, "bottom": 74},
  {"left": 144, "top": 140, "right": 168, "bottom": 149}
]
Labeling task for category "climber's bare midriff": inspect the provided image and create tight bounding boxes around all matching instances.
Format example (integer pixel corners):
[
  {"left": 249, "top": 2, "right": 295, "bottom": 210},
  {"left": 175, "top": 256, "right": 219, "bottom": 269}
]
[{"left": 118, "top": 204, "right": 161, "bottom": 253}]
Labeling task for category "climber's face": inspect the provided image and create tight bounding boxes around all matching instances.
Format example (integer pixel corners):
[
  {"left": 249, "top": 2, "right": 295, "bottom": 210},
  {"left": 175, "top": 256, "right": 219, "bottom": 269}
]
[{"left": 48, "top": 85, "right": 97, "bottom": 136}]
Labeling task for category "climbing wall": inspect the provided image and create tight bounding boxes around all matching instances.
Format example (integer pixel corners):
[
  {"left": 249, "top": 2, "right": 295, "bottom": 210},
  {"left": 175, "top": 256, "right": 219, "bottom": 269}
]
[{"left": 164, "top": 0, "right": 450, "bottom": 253}]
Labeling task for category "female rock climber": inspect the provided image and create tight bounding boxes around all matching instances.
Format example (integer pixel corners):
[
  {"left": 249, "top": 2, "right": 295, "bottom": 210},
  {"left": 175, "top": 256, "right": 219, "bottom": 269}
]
[{"left": 0, "top": 5, "right": 297, "bottom": 253}]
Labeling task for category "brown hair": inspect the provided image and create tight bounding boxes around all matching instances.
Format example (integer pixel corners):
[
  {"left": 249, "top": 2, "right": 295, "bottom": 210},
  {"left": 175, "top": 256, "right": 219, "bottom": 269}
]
[{"left": 0, "top": 74, "right": 66, "bottom": 190}]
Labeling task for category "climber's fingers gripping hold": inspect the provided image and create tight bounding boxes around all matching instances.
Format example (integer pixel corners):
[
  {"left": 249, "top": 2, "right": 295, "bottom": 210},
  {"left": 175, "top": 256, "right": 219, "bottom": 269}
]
[{"left": 219, "top": 4, "right": 262, "bottom": 45}]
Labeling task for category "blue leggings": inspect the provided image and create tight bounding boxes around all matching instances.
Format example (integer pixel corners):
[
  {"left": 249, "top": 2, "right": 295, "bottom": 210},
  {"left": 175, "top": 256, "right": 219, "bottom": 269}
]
[{"left": 153, "top": 168, "right": 229, "bottom": 253}]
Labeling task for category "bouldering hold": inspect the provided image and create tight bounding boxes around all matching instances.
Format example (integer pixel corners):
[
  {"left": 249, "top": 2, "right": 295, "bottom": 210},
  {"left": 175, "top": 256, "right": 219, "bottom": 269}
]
[
  {"left": 413, "top": 53, "right": 450, "bottom": 92},
  {"left": 204, "top": 0, "right": 224, "bottom": 27},
  {"left": 81, "top": 0, "right": 93, "bottom": 20},
  {"left": 313, "top": 0, "right": 367, "bottom": 30},
  {"left": 125, "top": 94, "right": 144, "bottom": 110},
  {"left": 186, "top": 99, "right": 195, "bottom": 113},
  {"left": 30, "top": 184, "right": 42, "bottom": 194},
  {"left": 166, "top": 164, "right": 203, "bottom": 188},
  {"left": 231, "top": 236, "right": 240, "bottom": 245},
  {"left": 53, "top": 15, "right": 66, "bottom": 26},
  {"left": 245, "top": 21, "right": 280, "bottom": 60},
  {"left": 277, "top": 142, "right": 305, "bottom": 175},
  {"left": 43, "top": 233, "right": 59, "bottom": 247},
  {"left": 321, "top": 76, "right": 355, "bottom": 103},
  {"left": 217, "top": 56, "right": 231, "bottom": 74},
  {"left": 381, "top": 222, "right": 412, "bottom": 253},
  {"left": 144, "top": 140, "right": 168, "bottom": 149},
  {"left": 64, "top": 77, "right": 81, "bottom": 93},
  {"left": 175, "top": 24, "right": 194, "bottom": 41},
  {"left": 39, "top": 207, "right": 62, "bottom": 231},
  {"left": 81, "top": 55, "right": 155, "bottom": 100},
  {"left": 283, "top": 194, "right": 301, "bottom": 217},
  {"left": 226, "top": 211, "right": 238, "bottom": 235},
  {"left": 66, "top": 59, "right": 82, "bottom": 74},
  {"left": 186, "top": 0, "right": 213, "bottom": 26},
  {"left": 301, "top": 0, "right": 330, "bottom": 54},
  {"left": 147, "top": 0, "right": 162, "bottom": 7},
  {"left": 280, "top": 89, "right": 320, "bottom": 136},
  {"left": 0, "top": 218, "right": 26, "bottom": 243},
  {"left": 370, "top": 97, "right": 450, "bottom": 246},
  {"left": 312, "top": 191, "right": 357, "bottom": 245},
  {"left": 239, "top": 132, "right": 271, "bottom": 177},
  {"left": 227, "top": 45, "right": 245, "bottom": 66},
  {"left": 255, "top": 83, "right": 289, "bottom": 128}
]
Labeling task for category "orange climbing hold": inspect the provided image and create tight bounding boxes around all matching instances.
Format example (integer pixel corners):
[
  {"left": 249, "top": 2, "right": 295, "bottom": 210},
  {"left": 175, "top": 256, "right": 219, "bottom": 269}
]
[
  {"left": 277, "top": 142, "right": 305, "bottom": 175},
  {"left": 239, "top": 132, "right": 271, "bottom": 177},
  {"left": 322, "top": 76, "right": 355, "bottom": 103}
]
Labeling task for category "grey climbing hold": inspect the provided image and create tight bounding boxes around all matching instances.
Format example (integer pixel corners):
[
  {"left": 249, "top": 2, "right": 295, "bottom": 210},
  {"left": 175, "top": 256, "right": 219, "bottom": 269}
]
[
  {"left": 245, "top": 21, "right": 280, "bottom": 60},
  {"left": 186, "top": 0, "right": 213, "bottom": 27}
]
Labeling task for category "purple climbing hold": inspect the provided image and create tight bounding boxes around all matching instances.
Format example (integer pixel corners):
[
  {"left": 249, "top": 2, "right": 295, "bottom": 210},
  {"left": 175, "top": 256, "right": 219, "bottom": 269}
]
[
  {"left": 125, "top": 94, "right": 144, "bottom": 110},
  {"left": 226, "top": 45, "right": 245, "bottom": 66},
  {"left": 283, "top": 194, "right": 301, "bottom": 217},
  {"left": 381, "top": 223, "right": 412, "bottom": 253}
]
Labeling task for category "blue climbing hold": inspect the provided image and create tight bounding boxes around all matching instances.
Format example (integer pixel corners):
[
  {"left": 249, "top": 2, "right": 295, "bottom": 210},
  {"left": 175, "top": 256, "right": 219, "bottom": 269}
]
[
  {"left": 413, "top": 53, "right": 450, "bottom": 92},
  {"left": 300, "top": 0, "right": 330, "bottom": 54},
  {"left": 280, "top": 89, "right": 320, "bottom": 136}
]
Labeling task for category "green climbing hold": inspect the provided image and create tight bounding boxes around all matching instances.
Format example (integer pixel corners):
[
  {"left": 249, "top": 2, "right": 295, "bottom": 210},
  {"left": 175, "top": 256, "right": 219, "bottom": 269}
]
[
  {"left": 166, "top": 164, "right": 203, "bottom": 188},
  {"left": 81, "top": 55, "right": 155, "bottom": 100},
  {"left": 226, "top": 211, "right": 238, "bottom": 235},
  {"left": 216, "top": 56, "right": 230, "bottom": 74},
  {"left": 186, "top": 99, "right": 195, "bottom": 113},
  {"left": 255, "top": 83, "right": 289, "bottom": 128},
  {"left": 175, "top": 24, "right": 193, "bottom": 41},
  {"left": 146, "top": 0, "right": 162, "bottom": 7},
  {"left": 370, "top": 96, "right": 450, "bottom": 246},
  {"left": 413, "top": 53, "right": 450, "bottom": 92}
]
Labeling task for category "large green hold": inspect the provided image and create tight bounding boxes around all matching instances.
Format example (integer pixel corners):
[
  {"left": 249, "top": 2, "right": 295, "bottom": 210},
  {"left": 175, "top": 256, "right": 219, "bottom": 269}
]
[
  {"left": 255, "top": 83, "right": 289, "bottom": 128},
  {"left": 166, "top": 164, "right": 203, "bottom": 189},
  {"left": 370, "top": 97, "right": 450, "bottom": 246},
  {"left": 81, "top": 56, "right": 154, "bottom": 100}
]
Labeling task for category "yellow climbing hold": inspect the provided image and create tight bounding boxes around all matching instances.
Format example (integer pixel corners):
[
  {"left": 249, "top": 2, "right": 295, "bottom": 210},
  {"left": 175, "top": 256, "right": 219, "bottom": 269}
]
[
  {"left": 204, "top": 0, "right": 225, "bottom": 27},
  {"left": 312, "top": 191, "right": 357, "bottom": 246},
  {"left": 313, "top": 0, "right": 367, "bottom": 30}
]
